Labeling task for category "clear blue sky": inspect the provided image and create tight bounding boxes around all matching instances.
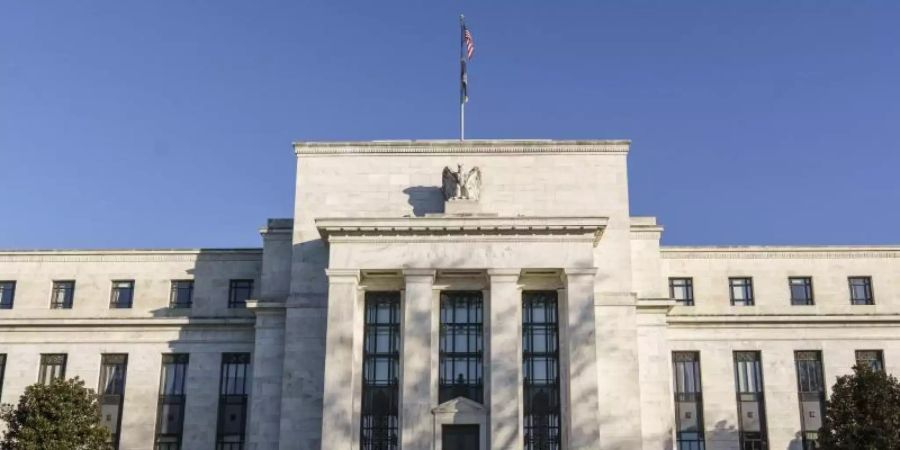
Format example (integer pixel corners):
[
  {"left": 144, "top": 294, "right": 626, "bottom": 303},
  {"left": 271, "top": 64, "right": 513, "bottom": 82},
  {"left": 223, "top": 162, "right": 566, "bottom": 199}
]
[{"left": 2, "top": 1, "right": 899, "bottom": 248}]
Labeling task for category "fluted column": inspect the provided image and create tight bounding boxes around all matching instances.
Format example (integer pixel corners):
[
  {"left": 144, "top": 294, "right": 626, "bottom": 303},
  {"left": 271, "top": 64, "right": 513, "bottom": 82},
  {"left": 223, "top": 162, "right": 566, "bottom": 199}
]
[
  {"left": 488, "top": 268, "right": 523, "bottom": 449},
  {"left": 400, "top": 269, "right": 436, "bottom": 450},
  {"left": 564, "top": 268, "right": 601, "bottom": 449},
  {"left": 320, "top": 269, "right": 359, "bottom": 449}
]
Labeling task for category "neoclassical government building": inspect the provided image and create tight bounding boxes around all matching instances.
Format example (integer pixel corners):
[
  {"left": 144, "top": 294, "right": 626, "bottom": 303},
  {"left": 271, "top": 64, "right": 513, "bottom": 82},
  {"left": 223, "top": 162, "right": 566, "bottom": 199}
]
[{"left": 1, "top": 140, "right": 898, "bottom": 450}]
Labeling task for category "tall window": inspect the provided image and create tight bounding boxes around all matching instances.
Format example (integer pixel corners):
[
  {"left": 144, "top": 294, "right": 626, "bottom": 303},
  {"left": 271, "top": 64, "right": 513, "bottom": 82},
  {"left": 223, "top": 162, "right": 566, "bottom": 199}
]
[
  {"left": 673, "top": 352, "right": 705, "bottom": 450},
  {"left": 169, "top": 280, "right": 194, "bottom": 309},
  {"left": 228, "top": 280, "right": 253, "bottom": 309},
  {"left": 795, "top": 351, "right": 825, "bottom": 450},
  {"left": 855, "top": 350, "right": 884, "bottom": 372},
  {"left": 729, "top": 278, "right": 754, "bottom": 306},
  {"left": 789, "top": 277, "right": 814, "bottom": 306},
  {"left": 51, "top": 280, "right": 76, "bottom": 309},
  {"left": 0, "top": 354, "right": 6, "bottom": 399},
  {"left": 110, "top": 280, "right": 135, "bottom": 309},
  {"left": 156, "top": 354, "right": 189, "bottom": 450},
  {"left": 733, "top": 351, "right": 767, "bottom": 450},
  {"left": 217, "top": 353, "right": 250, "bottom": 450},
  {"left": 523, "top": 291, "right": 561, "bottom": 450},
  {"left": 669, "top": 278, "right": 695, "bottom": 306},
  {"left": 99, "top": 354, "right": 128, "bottom": 450},
  {"left": 39, "top": 353, "right": 67, "bottom": 384},
  {"left": 848, "top": 277, "right": 874, "bottom": 305},
  {"left": 360, "top": 292, "right": 401, "bottom": 450},
  {"left": 0, "top": 281, "right": 15, "bottom": 309},
  {"left": 439, "top": 291, "right": 484, "bottom": 404}
]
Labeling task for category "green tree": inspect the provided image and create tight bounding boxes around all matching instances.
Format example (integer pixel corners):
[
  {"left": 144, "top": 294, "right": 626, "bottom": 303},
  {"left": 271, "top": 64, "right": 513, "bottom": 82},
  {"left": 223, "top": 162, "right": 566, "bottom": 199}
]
[
  {"left": 0, "top": 377, "right": 109, "bottom": 450},
  {"left": 819, "top": 364, "right": 900, "bottom": 450}
]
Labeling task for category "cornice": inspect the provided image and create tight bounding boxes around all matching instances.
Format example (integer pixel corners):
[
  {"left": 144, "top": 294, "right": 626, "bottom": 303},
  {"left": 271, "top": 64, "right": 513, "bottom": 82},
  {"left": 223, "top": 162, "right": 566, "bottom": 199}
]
[
  {"left": 661, "top": 246, "right": 900, "bottom": 260},
  {"left": 0, "top": 317, "right": 255, "bottom": 329},
  {"left": 0, "top": 249, "right": 262, "bottom": 263},
  {"left": 294, "top": 140, "right": 630, "bottom": 156},
  {"left": 666, "top": 313, "right": 900, "bottom": 326}
]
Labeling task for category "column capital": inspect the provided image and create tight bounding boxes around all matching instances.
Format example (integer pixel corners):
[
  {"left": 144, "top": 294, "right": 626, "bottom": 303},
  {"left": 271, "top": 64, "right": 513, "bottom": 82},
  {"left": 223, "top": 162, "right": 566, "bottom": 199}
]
[
  {"left": 487, "top": 268, "right": 521, "bottom": 280},
  {"left": 325, "top": 268, "right": 360, "bottom": 283},
  {"left": 402, "top": 268, "right": 435, "bottom": 282}
]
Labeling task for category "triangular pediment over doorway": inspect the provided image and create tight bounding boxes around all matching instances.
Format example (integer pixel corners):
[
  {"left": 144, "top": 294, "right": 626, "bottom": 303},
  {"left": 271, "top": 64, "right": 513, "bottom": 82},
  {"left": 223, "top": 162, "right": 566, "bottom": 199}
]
[{"left": 431, "top": 396, "right": 486, "bottom": 415}]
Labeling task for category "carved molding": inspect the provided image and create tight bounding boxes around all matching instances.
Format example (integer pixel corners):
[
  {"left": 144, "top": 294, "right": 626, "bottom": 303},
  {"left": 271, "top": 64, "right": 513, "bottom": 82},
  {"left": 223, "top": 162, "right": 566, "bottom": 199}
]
[
  {"left": 0, "top": 249, "right": 262, "bottom": 263},
  {"left": 662, "top": 246, "right": 900, "bottom": 260},
  {"left": 294, "top": 140, "right": 630, "bottom": 156}
]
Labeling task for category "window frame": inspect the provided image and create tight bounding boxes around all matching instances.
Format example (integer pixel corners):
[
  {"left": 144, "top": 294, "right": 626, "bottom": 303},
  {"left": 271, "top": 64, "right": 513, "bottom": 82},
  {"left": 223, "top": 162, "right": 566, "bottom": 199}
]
[
  {"left": 672, "top": 351, "right": 706, "bottom": 450},
  {"left": 39, "top": 353, "right": 67, "bottom": 384},
  {"left": 729, "top": 277, "right": 754, "bottom": 307},
  {"left": 169, "top": 280, "right": 194, "bottom": 309},
  {"left": 855, "top": 349, "right": 885, "bottom": 372},
  {"left": 733, "top": 351, "right": 768, "bottom": 450},
  {"left": 439, "top": 290, "right": 485, "bottom": 405},
  {"left": 228, "top": 279, "right": 254, "bottom": 309},
  {"left": 109, "top": 280, "right": 135, "bottom": 309},
  {"left": 669, "top": 278, "right": 695, "bottom": 306},
  {"left": 50, "top": 280, "right": 76, "bottom": 309},
  {"left": 155, "top": 353, "right": 189, "bottom": 450},
  {"left": 99, "top": 354, "right": 129, "bottom": 450},
  {"left": 848, "top": 276, "right": 874, "bottom": 305},
  {"left": 360, "top": 291, "right": 401, "bottom": 450},
  {"left": 794, "top": 351, "right": 826, "bottom": 449},
  {"left": 217, "top": 352, "right": 251, "bottom": 450},
  {"left": 788, "top": 277, "right": 814, "bottom": 306},
  {"left": 522, "top": 290, "right": 562, "bottom": 450},
  {"left": 0, "top": 281, "right": 16, "bottom": 309}
]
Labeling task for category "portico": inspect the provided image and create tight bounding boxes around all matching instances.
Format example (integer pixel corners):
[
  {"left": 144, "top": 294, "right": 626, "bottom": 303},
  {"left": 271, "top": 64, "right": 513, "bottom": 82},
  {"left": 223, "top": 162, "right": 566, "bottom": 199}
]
[{"left": 317, "top": 215, "right": 606, "bottom": 449}]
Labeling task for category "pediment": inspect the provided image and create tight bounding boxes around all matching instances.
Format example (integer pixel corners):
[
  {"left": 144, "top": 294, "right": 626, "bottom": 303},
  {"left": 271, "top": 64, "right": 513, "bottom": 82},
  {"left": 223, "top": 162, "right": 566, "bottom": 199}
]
[{"left": 431, "top": 396, "right": 486, "bottom": 415}]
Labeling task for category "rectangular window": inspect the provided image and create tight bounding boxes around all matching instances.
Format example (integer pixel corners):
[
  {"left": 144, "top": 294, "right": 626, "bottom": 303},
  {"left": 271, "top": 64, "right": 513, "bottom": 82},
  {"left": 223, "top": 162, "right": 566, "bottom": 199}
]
[
  {"left": 0, "top": 354, "right": 6, "bottom": 399},
  {"left": 849, "top": 277, "right": 874, "bottom": 305},
  {"left": 228, "top": 280, "right": 253, "bottom": 309},
  {"left": 51, "top": 280, "right": 76, "bottom": 309},
  {"left": 789, "top": 277, "right": 814, "bottom": 306},
  {"left": 155, "top": 354, "right": 189, "bottom": 450},
  {"left": 439, "top": 291, "right": 484, "bottom": 404},
  {"left": 795, "top": 351, "right": 825, "bottom": 449},
  {"left": 169, "top": 280, "right": 194, "bottom": 309},
  {"left": 673, "top": 352, "right": 705, "bottom": 450},
  {"left": 523, "top": 291, "right": 562, "bottom": 450},
  {"left": 360, "top": 292, "right": 401, "bottom": 450},
  {"left": 39, "top": 353, "right": 67, "bottom": 384},
  {"left": 217, "top": 353, "right": 250, "bottom": 450},
  {"left": 110, "top": 280, "right": 134, "bottom": 309},
  {"left": 729, "top": 278, "right": 754, "bottom": 306},
  {"left": 0, "top": 281, "right": 16, "bottom": 309},
  {"left": 669, "top": 278, "right": 695, "bottom": 306},
  {"left": 99, "top": 354, "right": 128, "bottom": 450},
  {"left": 733, "top": 351, "right": 767, "bottom": 450},
  {"left": 855, "top": 350, "right": 884, "bottom": 372}
]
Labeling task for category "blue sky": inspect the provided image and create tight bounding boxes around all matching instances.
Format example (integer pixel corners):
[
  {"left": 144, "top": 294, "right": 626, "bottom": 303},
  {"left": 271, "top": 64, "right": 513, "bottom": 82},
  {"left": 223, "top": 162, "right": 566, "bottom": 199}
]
[{"left": 2, "top": 1, "right": 899, "bottom": 248}]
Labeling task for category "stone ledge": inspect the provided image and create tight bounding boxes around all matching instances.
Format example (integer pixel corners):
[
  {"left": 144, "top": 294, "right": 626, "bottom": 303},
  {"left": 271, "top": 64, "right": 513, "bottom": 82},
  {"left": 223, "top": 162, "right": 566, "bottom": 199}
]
[{"left": 294, "top": 139, "right": 630, "bottom": 155}]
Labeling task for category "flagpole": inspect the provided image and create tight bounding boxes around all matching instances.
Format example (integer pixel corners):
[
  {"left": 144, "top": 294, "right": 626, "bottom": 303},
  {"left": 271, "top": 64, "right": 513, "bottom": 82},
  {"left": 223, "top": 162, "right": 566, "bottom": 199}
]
[{"left": 459, "top": 14, "right": 465, "bottom": 141}]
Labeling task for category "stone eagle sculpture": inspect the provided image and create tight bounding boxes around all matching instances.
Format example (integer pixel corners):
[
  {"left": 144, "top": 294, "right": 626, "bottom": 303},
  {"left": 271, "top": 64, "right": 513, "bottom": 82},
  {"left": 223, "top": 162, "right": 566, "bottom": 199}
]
[{"left": 441, "top": 164, "right": 481, "bottom": 201}]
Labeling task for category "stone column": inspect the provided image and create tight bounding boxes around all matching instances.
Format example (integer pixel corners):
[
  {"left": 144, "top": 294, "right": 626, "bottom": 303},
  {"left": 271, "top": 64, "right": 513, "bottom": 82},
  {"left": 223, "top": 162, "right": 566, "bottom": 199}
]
[
  {"left": 487, "top": 269, "right": 523, "bottom": 449},
  {"left": 400, "top": 269, "right": 436, "bottom": 450},
  {"left": 564, "top": 268, "right": 601, "bottom": 449},
  {"left": 319, "top": 269, "right": 359, "bottom": 449}
]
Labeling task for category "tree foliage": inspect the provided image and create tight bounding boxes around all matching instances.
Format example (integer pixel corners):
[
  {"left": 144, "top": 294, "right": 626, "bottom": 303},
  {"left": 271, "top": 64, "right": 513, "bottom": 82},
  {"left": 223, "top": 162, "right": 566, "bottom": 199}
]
[
  {"left": 819, "top": 364, "right": 900, "bottom": 450},
  {"left": 0, "top": 377, "right": 109, "bottom": 450}
]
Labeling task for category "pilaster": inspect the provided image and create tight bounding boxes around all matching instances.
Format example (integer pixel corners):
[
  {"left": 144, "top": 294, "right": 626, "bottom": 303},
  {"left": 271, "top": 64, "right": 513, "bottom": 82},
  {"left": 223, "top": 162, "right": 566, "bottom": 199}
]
[
  {"left": 320, "top": 269, "right": 360, "bottom": 449},
  {"left": 487, "top": 268, "right": 523, "bottom": 449},
  {"left": 400, "top": 269, "right": 436, "bottom": 450},
  {"left": 563, "top": 268, "right": 602, "bottom": 449}
]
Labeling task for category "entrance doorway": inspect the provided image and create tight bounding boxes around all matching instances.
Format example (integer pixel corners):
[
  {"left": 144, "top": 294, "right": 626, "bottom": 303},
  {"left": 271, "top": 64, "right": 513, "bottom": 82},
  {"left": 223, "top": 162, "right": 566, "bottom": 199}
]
[{"left": 442, "top": 424, "right": 479, "bottom": 450}]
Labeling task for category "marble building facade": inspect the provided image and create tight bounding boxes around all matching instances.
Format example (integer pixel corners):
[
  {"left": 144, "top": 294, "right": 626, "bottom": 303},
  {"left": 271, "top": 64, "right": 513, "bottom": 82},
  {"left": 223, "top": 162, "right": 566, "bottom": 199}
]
[{"left": 0, "top": 140, "right": 898, "bottom": 450}]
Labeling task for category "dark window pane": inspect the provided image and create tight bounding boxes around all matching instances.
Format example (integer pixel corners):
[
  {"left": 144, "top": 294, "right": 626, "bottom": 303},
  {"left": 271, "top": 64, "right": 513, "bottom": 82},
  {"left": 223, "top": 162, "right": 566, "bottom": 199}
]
[
  {"left": 849, "top": 277, "right": 873, "bottom": 305},
  {"left": 733, "top": 352, "right": 767, "bottom": 449},
  {"left": 0, "top": 281, "right": 16, "bottom": 309},
  {"left": 99, "top": 354, "right": 128, "bottom": 450},
  {"left": 729, "top": 278, "right": 754, "bottom": 306},
  {"left": 217, "top": 353, "right": 250, "bottom": 449},
  {"left": 523, "top": 291, "right": 561, "bottom": 450},
  {"left": 39, "top": 353, "right": 67, "bottom": 384},
  {"left": 673, "top": 352, "right": 705, "bottom": 450},
  {"left": 110, "top": 280, "right": 134, "bottom": 309},
  {"left": 156, "top": 354, "right": 189, "bottom": 449},
  {"left": 789, "top": 277, "right": 814, "bottom": 305},
  {"left": 670, "top": 278, "right": 695, "bottom": 306},
  {"left": 228, "top": 280, "right": 253, "bottom": 309},
  {"left": 360, "top": 292, "right": 400, "bottom": 450},
  {"left": 51, "top": 281, "right": 75, "bottom": 309},
  {"left": 794, "top": 351, "right": 825, "bottom": 449},
  {"left": 169, "top": 280, "right": 194, "bottom": 309},
  {"left": 439, "top": 291, "right": 483, "bottom": 404},
  {"left": 855, "top": 350, "right": 884, "bottom": 372}
]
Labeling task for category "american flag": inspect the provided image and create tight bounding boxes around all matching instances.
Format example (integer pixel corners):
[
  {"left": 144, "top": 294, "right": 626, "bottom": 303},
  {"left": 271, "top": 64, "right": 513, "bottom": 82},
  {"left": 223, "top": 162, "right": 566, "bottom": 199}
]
[{"left": 464, "top": 27, "right": 475, "bottom": 60}]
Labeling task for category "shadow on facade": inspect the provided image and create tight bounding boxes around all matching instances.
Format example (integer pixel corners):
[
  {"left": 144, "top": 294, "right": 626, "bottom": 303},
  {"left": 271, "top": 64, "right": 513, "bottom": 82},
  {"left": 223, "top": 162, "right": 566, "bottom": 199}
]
[{"left": 402, "top": 186, "right": 444, "bottom": 216}]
